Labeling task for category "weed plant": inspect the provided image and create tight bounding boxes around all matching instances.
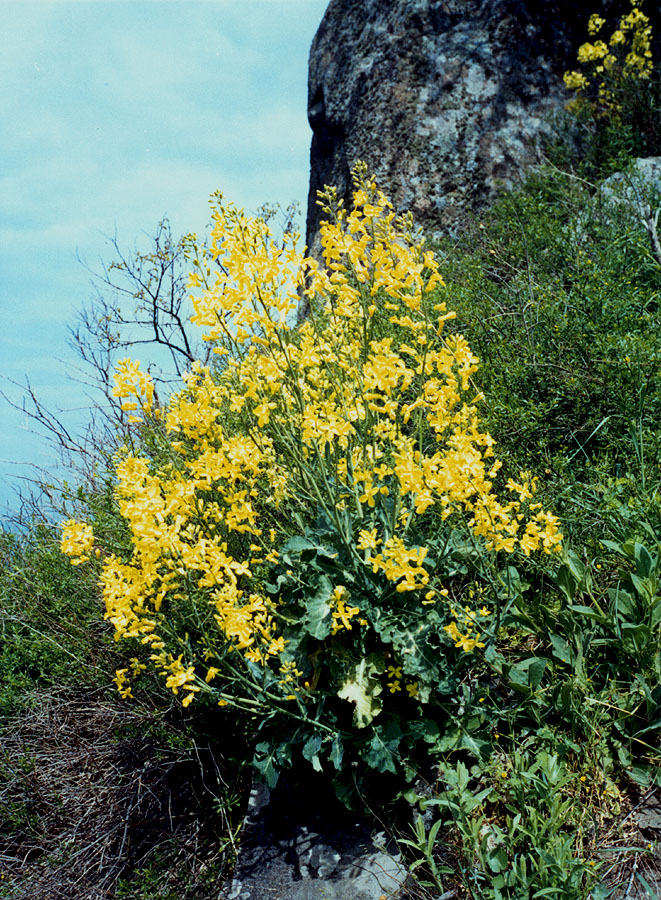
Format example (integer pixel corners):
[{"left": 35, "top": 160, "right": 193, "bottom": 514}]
[{"left": 60, "top": 152, "right": 660, "bottom": 896}]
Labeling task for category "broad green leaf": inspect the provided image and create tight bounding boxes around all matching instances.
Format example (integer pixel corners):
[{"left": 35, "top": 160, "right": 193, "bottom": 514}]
[
  {"left": 303, "top": 574, "right": 334, "bottom": 639},
  {"left": 487, "top": 847, "right": 509, "bottom": 874},
  {"left": 302, "top": 734, "right": 323, "bottom": 772},
  {"left": 363, "top": 721, "right": 402, "bottom": 774},
  {"left": 329, "top": 733, "right": 344, "bottom": 770},
  {"left": 407, "top": 718, "right": 441, "bottom": 745},
  {"left": 253, "top": 742, "right": 280, "bottom": 788},
  {"left": 499, "top": 565, "right": 528, "bottom": 600},
  {"left": 457, "top": 732, "right": 490, "bottom": 757},
  {"left": 651, "top": 600, "right": 661, "bottom": 630},
  {"left": 557, "top": 551, "right": 591, "bottom": 601},
  {"left": 591, "top": 883, "right": 610, "bottom": 900},
  {"left": 570, "top": 603, "right": 606, "bottom": 622},
  {"left": 634, "top": 542, "right": 654, "bottom": 578},
  {"left": 528, "top": 657, "right": 547, "bottom": 689},
  {"left": 508, "top": 656, "right": 547, "bottom": 689},
  {"left": 337, "top": 654, "right": 384, "bottom": 728},
  {"left": 549, "top": 634, "right": 571, "bottom": 664},
  {"left": 556, "top": 564, "right": 578, "bottom": 602},
  {"left": 601, "top": 539, "right": 624, "bottom": 555},
  {"left": 631, "top": 572, "right": 655, "bottom": 602},
  {"left": 284, "top": 535, "right": 324, "bottom": 554}
]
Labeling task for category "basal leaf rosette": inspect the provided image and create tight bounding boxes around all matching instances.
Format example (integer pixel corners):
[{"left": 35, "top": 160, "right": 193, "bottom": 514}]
[{"left": 61, "top": 167, "right": 562, "bottom": 776}]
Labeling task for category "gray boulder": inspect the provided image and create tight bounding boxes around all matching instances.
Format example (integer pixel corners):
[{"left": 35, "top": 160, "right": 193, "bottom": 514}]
[{"left": 306, "top": 0, "right": 613, "bottom": 254}]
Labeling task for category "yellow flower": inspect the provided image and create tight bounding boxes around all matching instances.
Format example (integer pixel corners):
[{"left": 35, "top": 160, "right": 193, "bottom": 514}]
[
  {"left": 112, "top": 358, "right": 155, "bottom": 421},
  {"left": 331, "top": 596, "right": 362, "bottom": 634},
  {"left": 357, "top": 528, "right": 380, "bottom": 551},
  {"left": 60, "top": 519, "right": 95, "bottom": 565},
  {"left": 564, "top": 70, "right": 590, "bottom": 92},
  {"left": 588, "top": 14, "right": 605, "bottom": 35}
]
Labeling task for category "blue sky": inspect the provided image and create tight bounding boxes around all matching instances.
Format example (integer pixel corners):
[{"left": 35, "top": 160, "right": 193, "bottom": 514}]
[{"left": 0, "top": 0, "right": 328, "bottom": 517}]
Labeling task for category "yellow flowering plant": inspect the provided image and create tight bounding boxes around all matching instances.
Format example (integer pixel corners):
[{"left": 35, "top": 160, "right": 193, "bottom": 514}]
[
  {"left": 61, "top": 165, "right": 562, "bottom": 786},
  {"left": 564, "top": 0, "right": 654, "bottom": 117}
]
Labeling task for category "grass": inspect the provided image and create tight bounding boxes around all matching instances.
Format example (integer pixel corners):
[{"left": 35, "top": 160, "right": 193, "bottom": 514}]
[{"left": 0, "top": 517, "right": 248, "bottom": 899}]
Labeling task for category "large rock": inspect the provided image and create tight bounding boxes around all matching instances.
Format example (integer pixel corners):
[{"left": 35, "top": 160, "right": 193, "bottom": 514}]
[
  {"left": 305, "top": 0, "right": 631, "bottom": 253},
  {"left": 221, "top": 777, "right": 409, "bottom": 900}
]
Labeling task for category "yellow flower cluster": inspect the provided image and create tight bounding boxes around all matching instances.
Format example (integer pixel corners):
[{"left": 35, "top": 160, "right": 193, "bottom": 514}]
[
  {"left": 330, "top": 586, "right": 362, "bottom": 634},
  {"left": 84, "top": 364, "right": 286, "bottom": 706},
  {"left": 61, "top": 165, "right": 562, "bottom": 707},
  {"left": 444, "top": 604, "right": 490, "bottom": 653},
  {"left": 564, "top": 0, "right": 653, "bottom": 113},
  {"left": 60, "top": 519, "right": 95, "bottom": 565},
  {"left": 371, "top": 537, "right": 429, "bottom": 593},
  {"left": 112, "top": 358, "right": 155, "bottom": 423},
  {"left": 385, "top": 664, "right": 418, "bottom": 697}
]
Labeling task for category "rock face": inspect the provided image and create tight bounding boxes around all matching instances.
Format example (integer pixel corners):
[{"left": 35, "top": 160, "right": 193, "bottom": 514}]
[{"left": 306, "top": 0, "right": 619, "bottom": 253}]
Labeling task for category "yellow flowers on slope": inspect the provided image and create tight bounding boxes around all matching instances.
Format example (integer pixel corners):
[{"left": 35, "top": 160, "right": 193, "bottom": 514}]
[
  {"left": 564, "top": 0, "right": 653, "bottom": 114},
  {"left": 61, "top": 165, "right": 562, "bottom": 714}
]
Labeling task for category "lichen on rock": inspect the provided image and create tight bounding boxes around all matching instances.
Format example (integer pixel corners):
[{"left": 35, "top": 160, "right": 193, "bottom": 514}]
[{"left": 306, "top": 0, "right": 624, "bottom": 254}]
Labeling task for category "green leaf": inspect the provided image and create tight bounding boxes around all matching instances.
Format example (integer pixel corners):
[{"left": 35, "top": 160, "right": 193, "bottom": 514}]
[
  {"left": 337, "top": 654, "right": 384, "bottom": 728},
  {"left": 508, "top": 656, "right": 547, "bottom": 689},
  {"left": 408, "top": 718, "right": 441, "bottom": 745},
  {"left": 284, "top": 535, "right": 323, "bottom": 554},
  {"left": 601, "top": 539, "right": 624, "bottom": 555},
  {"left": 499, "top": 565, "right": 528, "bottom": 600},
  {"left": 302, "top": 734, "right": 323, "bottom": 772},
  {"left": 621, "top": 622, "right": 650, "bottom": 653},
  {"left": 556, "top": 564, "right": 578, "bottom": 603},
  {"left": 528, "top": 657, "right": 547, "bottom": 689},
  {"left": 557, "top": 551, "right": 591, "bottom": 602},
  {"left": 303, "top": 574, "right": 334, "bottom": 639},
  {"left": 549, "top": 634, "right": 571, "bottom": 664},
  {"left": 253, "top": 742, "right": 281, "bottom": 788},
  {"left": 651, "top": 600, "right": 661, "bottom": 631},
  {"left": 457, "top": 732, "right": 490, "bottom": 757},
  {"left": 631, "top": 572, "right": 655, "bottom": 603},
  {"left": 329, "top": 734, "right": 344, "bottom": 771},
  {"left": 634, "top": 543, "right": 654, "bottom": 579},
  {"left": 392, "top": 627, "right": 440, "bottom": 683},
  {"left": 487, "top": 847, "right": 509, "bottom": 874},
  {"left": 570, "top": 603, "right": 606, "bottom": 622},
  {"left": 363, "top": 721, "right": 402, "bottom": 774},
  {"left": 435, "top": 726, "right": 462, "bottom": 753}
]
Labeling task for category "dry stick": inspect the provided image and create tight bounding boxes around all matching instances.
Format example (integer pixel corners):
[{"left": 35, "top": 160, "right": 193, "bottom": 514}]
[{"left": 624, "top": 852, "right": 640, "bottom": 899}]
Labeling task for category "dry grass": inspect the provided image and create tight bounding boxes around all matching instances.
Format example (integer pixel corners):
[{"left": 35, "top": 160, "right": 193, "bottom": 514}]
[
  {"left": 0, "top": 688, "right": 237, "bottom": 900},
  {"left": 596, "top": 785, "right": 661, "bottom": 899}
]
